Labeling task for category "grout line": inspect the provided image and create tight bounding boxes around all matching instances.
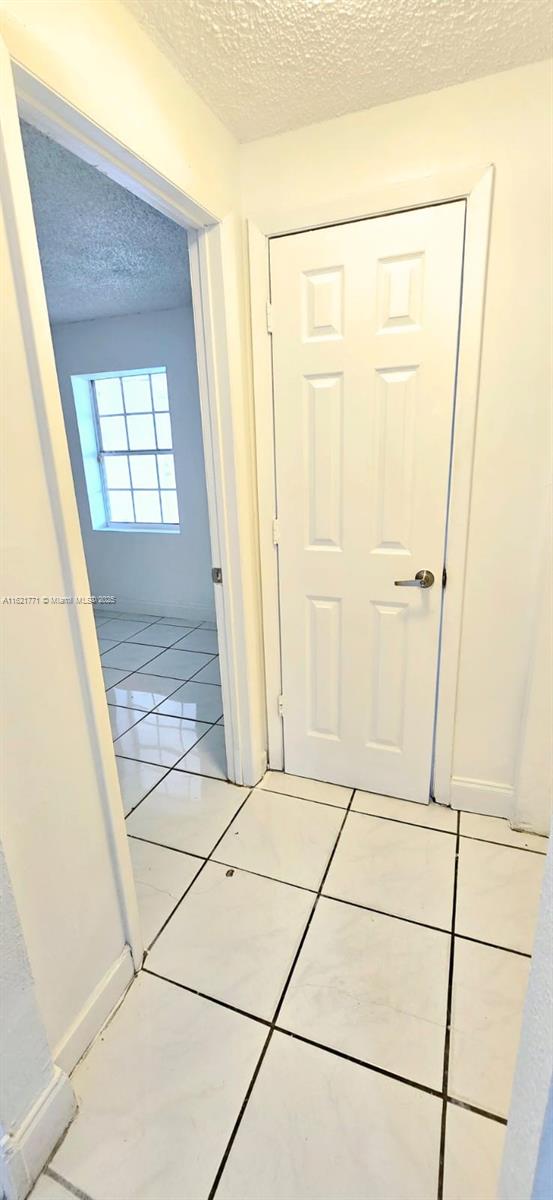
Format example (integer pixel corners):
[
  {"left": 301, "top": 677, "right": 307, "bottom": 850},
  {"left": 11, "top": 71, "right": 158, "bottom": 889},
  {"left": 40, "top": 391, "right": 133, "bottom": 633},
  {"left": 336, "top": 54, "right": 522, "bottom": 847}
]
[
  {"left": 256, "top": 785, "right": 353, "bottom": 813},
  {"left": 458, "top": 832, "right": 547, "bottom": 857},
  {"left": 45, "top": 1167, "right": 94, "bottom": 1200},
  {"left": 127, "top": 832, "right": 207, "bottom": 863},
  {"left": 210, "top": 857, "right": 317, "bottom": 896},
  {"left": 143, "top": 967, "right": 272, "bottom": 1028},
  {"left": 349, "top": 807, "right": 457, "bottom": 836},
  {"left": 206, "top": 788, "right": 357, "bottom": 1199},
  {"left": 446, "top": 1096, "right": 508, "bottom": 1126},
  {"left": 437, "top": 809, "right": 461, "bottom": 1200}
]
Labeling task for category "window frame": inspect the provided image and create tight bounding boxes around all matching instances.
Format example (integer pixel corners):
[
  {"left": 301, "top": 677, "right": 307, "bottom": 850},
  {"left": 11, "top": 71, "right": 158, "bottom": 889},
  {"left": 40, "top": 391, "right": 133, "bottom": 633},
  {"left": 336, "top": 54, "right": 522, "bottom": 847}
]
[{"left": 85, "top": 367, "right": 180, "bottom": 534}]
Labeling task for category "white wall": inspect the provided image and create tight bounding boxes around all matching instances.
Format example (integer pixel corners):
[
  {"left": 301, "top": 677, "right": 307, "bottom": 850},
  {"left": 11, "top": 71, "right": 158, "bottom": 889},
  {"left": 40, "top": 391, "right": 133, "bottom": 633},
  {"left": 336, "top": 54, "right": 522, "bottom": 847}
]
[
  {"left": 500, "top": 843, "right": 553, "bottom": 1199},
  {"left": 0, "top": 846, "right": 75, "bottom": 1199},
  {"left": 0, "top": 113, "right": 135, "bottom": 1076},
  {"left": 52, "top": 306, "right": 215, "bottom": 620},
  {"left": 240, "top": 59, "right": 553, "bottom": 833}
]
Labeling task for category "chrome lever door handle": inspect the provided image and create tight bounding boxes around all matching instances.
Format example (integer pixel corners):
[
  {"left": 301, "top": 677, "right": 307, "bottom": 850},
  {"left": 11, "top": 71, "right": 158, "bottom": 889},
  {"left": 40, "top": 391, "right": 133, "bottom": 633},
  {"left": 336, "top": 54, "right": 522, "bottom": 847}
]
[{"left": 394, "top": 569, "right": 435, "bottom": 589}]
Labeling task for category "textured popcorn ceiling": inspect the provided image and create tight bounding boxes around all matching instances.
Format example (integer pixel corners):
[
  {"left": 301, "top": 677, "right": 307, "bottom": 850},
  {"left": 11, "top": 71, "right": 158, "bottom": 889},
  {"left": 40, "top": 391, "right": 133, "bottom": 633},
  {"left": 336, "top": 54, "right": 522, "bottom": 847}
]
[
  {"left": 122, "top": 0, "right": 552, "bottom": 142},
  {"left": 21, "top": 122, "right": 191, "bottom": 324}
]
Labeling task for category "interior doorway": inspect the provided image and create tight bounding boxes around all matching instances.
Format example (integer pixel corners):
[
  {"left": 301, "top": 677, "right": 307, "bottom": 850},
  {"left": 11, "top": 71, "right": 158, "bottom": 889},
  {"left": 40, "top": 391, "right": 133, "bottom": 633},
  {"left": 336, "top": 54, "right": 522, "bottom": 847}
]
[
  {"left": 269, "top": 201, "right": 465, "bottom": 803},
  {"left": 20, "top": 119, "right": 229, "bottom": 944}
]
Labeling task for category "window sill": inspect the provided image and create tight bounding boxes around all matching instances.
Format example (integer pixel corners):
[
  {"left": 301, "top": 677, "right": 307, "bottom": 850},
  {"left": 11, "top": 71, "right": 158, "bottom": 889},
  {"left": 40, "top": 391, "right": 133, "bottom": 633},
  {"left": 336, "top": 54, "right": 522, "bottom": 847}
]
[{"left": 93, "top": 524, "right": 181, "bottom": 535}]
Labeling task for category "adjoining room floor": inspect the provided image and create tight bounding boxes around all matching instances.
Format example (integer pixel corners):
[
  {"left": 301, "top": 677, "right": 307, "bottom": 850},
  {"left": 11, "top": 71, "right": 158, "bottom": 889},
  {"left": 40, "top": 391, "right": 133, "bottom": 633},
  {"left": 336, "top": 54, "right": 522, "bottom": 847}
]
[{"left": 31, "top": 610, "right": 547, "bottom": 1200}]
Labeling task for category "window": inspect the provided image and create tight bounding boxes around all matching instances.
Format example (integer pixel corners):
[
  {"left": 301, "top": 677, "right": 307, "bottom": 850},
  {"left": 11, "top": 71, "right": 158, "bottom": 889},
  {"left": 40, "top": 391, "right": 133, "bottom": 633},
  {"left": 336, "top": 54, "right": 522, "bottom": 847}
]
[{"left": 73, "top": 368, "right": 180, "bottom": 532}]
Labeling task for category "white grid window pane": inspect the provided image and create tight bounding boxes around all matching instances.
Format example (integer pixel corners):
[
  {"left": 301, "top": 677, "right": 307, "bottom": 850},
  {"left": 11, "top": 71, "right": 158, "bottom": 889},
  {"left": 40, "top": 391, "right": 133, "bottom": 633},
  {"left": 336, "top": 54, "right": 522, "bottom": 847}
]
[
  {"left": 108, "top": 491, "right": 134, "bottom": 522},
  {"left": 95, "top": 378, "right": 123, "bottom": 415},
  {"left": 130, "top": 455, "right": 158, "bottom": 489},
  {"left": 161, "top": 491, "right": 179, "bottom": 524},
  {"left": 155, "top": 412, "right": 173, "bottom": 449},
  {"left": 100, "top": 416, "right": 128, "bottom": 451},
  {"left": 92, "top": 368, "right": 179, "bottom": 530},
  {"left": 104, "top": 455, "right": 130, "bottom": 488},
  {"left": 157, "top": 454, "right": 176, "bottom": 489},
  {"left": 151, "top": 373, "right": 169, "bottom": 411},
  {"left": 123, "top": 375, "right": 152, "bottom": 413},
  {"left": 127, "top": 413, "right": 156, "bottom": 450},
  {"left": 134, "top": 491, "right": 162, "bottom": 523}
]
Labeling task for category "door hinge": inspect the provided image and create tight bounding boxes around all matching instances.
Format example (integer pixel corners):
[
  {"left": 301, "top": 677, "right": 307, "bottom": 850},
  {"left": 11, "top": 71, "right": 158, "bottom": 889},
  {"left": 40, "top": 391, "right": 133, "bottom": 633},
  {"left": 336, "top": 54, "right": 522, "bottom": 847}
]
[
  {"left": 442, "top": 566, "right": 447, "bottom": 588},
  {"left": 212, "top": 566, "right": 223, "bottom": 584},
  {"left": 272, "top": 517, "right": 280, "bottom": 545},
  {"left": 277, "top": 694, "right": 284, "bottom": 717},
  {"left": 266, "top": 300, "right": 273, "bottom": 334}
]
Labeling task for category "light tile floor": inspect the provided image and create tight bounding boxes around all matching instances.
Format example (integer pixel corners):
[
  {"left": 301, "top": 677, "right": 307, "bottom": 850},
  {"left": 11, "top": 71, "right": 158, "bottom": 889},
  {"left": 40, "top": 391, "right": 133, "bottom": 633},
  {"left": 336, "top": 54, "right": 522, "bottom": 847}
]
[{"left": 31, "top": 611, "right": 548, "bottom": 1200}]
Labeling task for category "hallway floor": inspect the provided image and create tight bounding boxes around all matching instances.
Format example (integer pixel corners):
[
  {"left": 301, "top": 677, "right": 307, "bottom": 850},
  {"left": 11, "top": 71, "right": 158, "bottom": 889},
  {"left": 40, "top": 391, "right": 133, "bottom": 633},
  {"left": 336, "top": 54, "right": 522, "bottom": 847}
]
[{"left": 32, "top": 611, "right": 547, "bottom": 1200}]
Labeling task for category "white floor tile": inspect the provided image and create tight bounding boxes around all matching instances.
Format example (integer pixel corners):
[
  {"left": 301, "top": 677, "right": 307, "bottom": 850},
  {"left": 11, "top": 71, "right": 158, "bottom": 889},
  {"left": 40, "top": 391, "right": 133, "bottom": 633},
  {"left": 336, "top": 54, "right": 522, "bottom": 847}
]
[
  {"left": 279, "top": 896, "right": 449, "bottom": 1089},
  {"left": 29, "top": 1174, "right": 73, "bottom": 1200},
  {"left": 97, "top": 617, "right": 156, "bottom": 639},
  {"left": 443, "top": 1103, "right": 505, "bottom": 1200},
  {"left": 449, "top": 938, "right": 530, "bottom": 1118},
  {"left": 200, "top": 621, "right": 218, "bottom": 630},
  {"left": 128, "top": 837, "right": 201, "bottom": 947},
  {"left": 216, "top": 1032, "right": 442, "bottom": 1200},
  {"left": 106, "top": 672, "right": 183, "bottom": 711},
  {"left": 108, "top": 704, "right": 145, "bottom": 739},
  {"left": 460, "top": 810, "right": 547, "bottom": 853},
  {"left": 100, "top": 642, "right": 163, "bottom": 672},
  {"left": 178, "top": 724, "right": 227, "bottom": 780},
  {"left": 127, "top": 623, "right": 189, "bottom": 648},
  {"left": 149, "top": 861, "right": 313, "bottom": 1018},
  {"left": 104, "top": 610, "right": 159, "bottom": 622},
  {"left": 324, "top": 811, "right": 456, "bottom": 928},
  {"left": 456, "top": 837, "right": 545, "bottom": 953},
  {"left": 156, "top": 680, "right": 223, "bottom": 722},
  {"left": 215, "top": 789, "right": 343, "bottom": 890},
  {"left": 126, "top": 770, "right": 247, "bottom": 855},
  {"left": 51, "top": 973, "right": 266, "bottom": 1200},
  {"left": 158, "top": 616, "right": 200, "bottom": 627},
  {"left": 102, "top": 666, "right": 130, "bottom": 690},
  {"left": 175, "top": 628, "right": 219, "bottom": 654},
  {"left": 353, "top": 790, "right": 457, "bottom": 833},
  {"left": 146, "top": 647, "right": 214, "bottom": 680},
  {"left": 97, "top": 635, "right": 120, "bottom": 652},
  {"left": 258, "top": 770, "right": 352, "bottom": 809},
  {"left": 114, "top": 712, "right": 204, "bottom": 767},
  {"left": 192, "top": 657, "right": 222, "bottom": 685},
  {"left": 115, "top": 756, "right": 167, "bottom": 816}
]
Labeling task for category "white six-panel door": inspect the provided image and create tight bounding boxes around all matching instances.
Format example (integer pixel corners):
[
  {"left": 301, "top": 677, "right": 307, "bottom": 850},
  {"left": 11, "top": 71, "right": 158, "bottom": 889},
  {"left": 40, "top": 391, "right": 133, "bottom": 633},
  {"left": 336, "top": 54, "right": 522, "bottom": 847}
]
[{"left": 270, "top": 202, "right": 465, "bottom": 803}]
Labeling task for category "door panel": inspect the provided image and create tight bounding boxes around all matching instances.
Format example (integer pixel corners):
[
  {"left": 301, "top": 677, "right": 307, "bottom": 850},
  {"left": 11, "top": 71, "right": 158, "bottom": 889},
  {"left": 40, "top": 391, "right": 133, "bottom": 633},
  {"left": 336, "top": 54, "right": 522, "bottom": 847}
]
[{"left": 270, "top": 202, "right": 465, "bottom": 802}]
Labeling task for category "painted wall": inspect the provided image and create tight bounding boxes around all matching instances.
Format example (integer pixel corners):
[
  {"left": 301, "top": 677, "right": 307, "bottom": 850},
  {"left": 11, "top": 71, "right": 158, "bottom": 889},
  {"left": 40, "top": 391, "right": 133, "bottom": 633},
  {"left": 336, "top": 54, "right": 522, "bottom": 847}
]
[
  {"left": 240, "top": 59, "right": 553, "bottom": 832},
  {"left": 500, "top": 843, "right": 553, "bottom": 1199},
  {"left": 0, "top": 116, "right": 135, "bottom": 1072},
  {"left": 52, "top": 307, "right": 215, "bottom": 621},
  {"left": 0, "top": 846, "right": 75, "bottom": 1198}
]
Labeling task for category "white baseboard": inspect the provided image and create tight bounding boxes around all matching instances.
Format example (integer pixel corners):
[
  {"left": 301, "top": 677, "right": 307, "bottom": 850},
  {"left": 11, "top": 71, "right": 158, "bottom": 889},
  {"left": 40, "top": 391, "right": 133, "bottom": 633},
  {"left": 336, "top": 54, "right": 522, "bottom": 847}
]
[
  {"left": 54, "top": 947, "right": 134, "bottom": 1075},
  {"left": 450, "top": 775, "right": 514, "bottom": 819},
  {"left": 0, "top": 1067, "right": 76, "bottom": 1200},
  {"left": 95, "top": 597, "right": 216, "bottom": 623}
]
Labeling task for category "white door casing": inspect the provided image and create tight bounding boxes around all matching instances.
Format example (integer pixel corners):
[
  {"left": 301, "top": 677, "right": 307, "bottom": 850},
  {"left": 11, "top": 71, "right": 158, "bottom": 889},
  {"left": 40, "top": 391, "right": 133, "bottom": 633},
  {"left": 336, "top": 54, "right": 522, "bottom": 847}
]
[{"left": 270, "top": 201, "right": 465, "bottom": 802}]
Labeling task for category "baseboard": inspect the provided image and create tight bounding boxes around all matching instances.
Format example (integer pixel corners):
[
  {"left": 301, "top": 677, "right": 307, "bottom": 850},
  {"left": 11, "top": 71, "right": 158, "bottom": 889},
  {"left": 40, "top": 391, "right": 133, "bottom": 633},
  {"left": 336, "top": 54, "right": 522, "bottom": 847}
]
[
  {"left": 0, "top": 1067, "right": 76, "bottom": 1200},
  {"left": 95, "top": 597, "right": 216, "bottom": 623},
  {"left": 54, "top": 947, "right": 134, "bottom": 1075},
  {"left": 450, "top": 775, "right": 514, "bottom": 819}
]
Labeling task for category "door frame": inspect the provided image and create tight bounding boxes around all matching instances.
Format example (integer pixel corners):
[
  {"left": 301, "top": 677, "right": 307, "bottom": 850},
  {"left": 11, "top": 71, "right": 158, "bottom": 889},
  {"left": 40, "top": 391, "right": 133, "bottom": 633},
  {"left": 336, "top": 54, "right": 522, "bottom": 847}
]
[
  {"left": 8, "top": 57, "right": 263, "bottom": 971},
  {"left": 248, "top": 164, "right": 494, "bottom": 805}
]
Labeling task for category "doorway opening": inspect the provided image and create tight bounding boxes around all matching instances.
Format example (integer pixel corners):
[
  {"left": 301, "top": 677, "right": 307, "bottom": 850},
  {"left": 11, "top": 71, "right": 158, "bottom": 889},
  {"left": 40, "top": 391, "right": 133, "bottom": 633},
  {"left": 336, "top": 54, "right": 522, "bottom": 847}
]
[{"left": 21, "top": 119, "right": 227, "bottom": 947}]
